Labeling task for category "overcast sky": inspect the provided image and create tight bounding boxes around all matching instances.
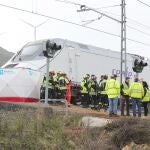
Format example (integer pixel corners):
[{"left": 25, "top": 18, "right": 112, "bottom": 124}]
[{"left": 0, "top": 0, "right": 150, "bottom": 58}]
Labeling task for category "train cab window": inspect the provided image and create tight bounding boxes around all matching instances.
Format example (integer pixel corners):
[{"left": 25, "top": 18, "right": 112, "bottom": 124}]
[
  {"left": 21, "top": 44, "right": 42, "bottom": 56},
  {"left": 12, "top": 44, "right": 43, "bottom": 62}
]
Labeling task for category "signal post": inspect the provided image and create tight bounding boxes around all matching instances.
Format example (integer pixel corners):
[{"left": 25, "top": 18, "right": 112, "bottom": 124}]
[{"left": 43, "top": 40, "right": 62, "bottom": 106}]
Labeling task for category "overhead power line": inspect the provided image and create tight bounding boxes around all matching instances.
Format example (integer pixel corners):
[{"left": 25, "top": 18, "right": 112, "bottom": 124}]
[
  {"left": 127, "top": 38, "right": 150, "bottom": 47},
  {"left": 79, "top": 11, "right": 150, "bottom": 38},
  {"left": 0, "top": 3, "right": 120, "bottom": 37},
  {"left": 137, "top": 0, "right": 150, "bottom": 7},
  {"left": 77, "top": 5, "right": 121, "bottom": 23},
  {"left": 56, "top": 0, "right": 120, "bottom": 9},
  {"left": 80, "top": 16, "right": 150, "bottom": 37},
  {"left": 0, "top": 3, "right": 150, "bottom": 47},
  {"left": 57, "top": 0, "right": 150, "bottom": 36},
  {"left": 127, "top": 18, "right": 150, "bottom": 30},
  {"left": 57, "top": 0, "right": 150, "bottom": 30},
  {"left": 96, "top": 4, "right": 121, "bottom": 9},
  {"left": 127, "top": 25, "right": 150, "bottom": 37},
  {"left": 57, "top": 0, "right": 150, "bottom": 37},
  {"left": 99, "top": 10, "right": 150, "bottom": 37},
  {"left": 55, "top": 0, "right": 121, "bottom": 8},
  {"left": 81, "top": 16, "right": 103, "bottom": 26},
  {"left": 56, "top": 0, "right": 121, "bottom": 23},
  {"left": 101, "top": 9, "right": 150, "bottom": 30}
]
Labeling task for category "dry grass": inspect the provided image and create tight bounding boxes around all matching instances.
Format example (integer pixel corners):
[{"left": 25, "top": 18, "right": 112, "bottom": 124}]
[
  {"left": 0, "top": 105, "right": 150, "bottom": 150},
  {"left": 104, "top": 118, "right": 150, "bottom": 150},
  {"left": 0, "top": 109, "right": 82, "bottom": 150}
]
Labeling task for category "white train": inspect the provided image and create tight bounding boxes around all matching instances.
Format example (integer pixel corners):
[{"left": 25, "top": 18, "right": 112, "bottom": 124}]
[
  {"left": 1, "top": 38, "right": 149, "bottom": 102},
  {"left": 3, "top": 38, "right": 150, "bottom": 83}
]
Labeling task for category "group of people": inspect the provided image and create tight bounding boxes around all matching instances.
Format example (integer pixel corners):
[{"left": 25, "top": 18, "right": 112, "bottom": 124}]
[
  {"left": 40, "top": 70, "right": 70, "bottom": 100},
  {"left": 80, "top": 74, "right": 150, "bottom": 117},
  {"left": 120, "top": 77, "right": 149, "bottom": 117},
  {"left": 40, "top": 70, "right": 150, "bottom": 117},
  {"left": 80, "top": 74, "right": 108, "bottom": 110}
]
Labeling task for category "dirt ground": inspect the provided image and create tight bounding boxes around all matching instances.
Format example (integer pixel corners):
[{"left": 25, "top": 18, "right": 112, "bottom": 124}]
[
  {"left": 49, "top": 103, "right": 150, "bottom": 120},
  {"left": 1, "top": 101, "right": 150, "bottom": 119}
]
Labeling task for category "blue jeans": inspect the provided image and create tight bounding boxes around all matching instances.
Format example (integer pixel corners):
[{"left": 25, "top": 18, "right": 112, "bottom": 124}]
[
  {"left": 108, "top": 98, "right": 118, "bottom": 115},
  {"left": 132, "top": 98, "right": 141, "bottom": 117}
]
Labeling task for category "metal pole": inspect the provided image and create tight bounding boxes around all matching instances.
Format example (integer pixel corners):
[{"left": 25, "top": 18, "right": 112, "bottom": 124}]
[
  {"left": 136, "top": 73, "right": 139, "bottom": 78},
  {"left": 120, "top": 0, "right": 126, "bottom": 84},
  {"left": 77, "top": 3, "right": 126, "bottom": 84},
  {"left": 44, "top": 57, "right": 49, "bottom": 105}
]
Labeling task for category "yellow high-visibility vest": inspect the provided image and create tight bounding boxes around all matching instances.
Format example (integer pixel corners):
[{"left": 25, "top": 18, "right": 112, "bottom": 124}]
[
  {"left": 80, "top": 79, "right": 89, "bottom": 94},
  {"left": 129, "top": 82, "right": 144, "bottom": 99},
  {"left": 105, "top": 79, "right": 120, "bottom": 99},
  {"left": 99, "top": 79, "right": 107, "bottom": 95},
  {"left": 142, "top": 88, "right": 150, "bottom": 102}
]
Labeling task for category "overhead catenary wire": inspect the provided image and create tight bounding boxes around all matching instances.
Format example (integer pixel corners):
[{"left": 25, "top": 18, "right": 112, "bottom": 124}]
[
  {"left": 0, "top": 3, "right": 120, "bottom": 38},
  {"left": 78, "top": 5, "right": 150, "bottom": 36},
  {"left": 97, "top": 10, "right": 150, "bottom": 37},
  {"left": 81, "top": 16, "right": 103, "bottom": 26},
  {"left": 126, "top": 38, "right": 150, "bottom": 47},
  {"left": 56, "top": 0, "right": 121, "bottom": 23},
  {"left": 55, "top": 0, "right": 121, "bottom": 8},
  {"left": 78, "top": 10, "right": 150, "bottom": 38},
  {"left": 137, "top": 0, "right": 150, "bottom": 7},
  {"left": 54, "top": 0, "right": 150, "bottom": 45},
  {"left": 127, "top": 25, "right": 150, "bottom": 37},
  {"left": 95, "top": 4, "right": 121, "bottom": 9},
  {"left": 74, "top": 3, "right": 88, "bottom": 25},
  {"left": 80, "top": 15, "right": 150, "bottom": 38},
  {"left": 0, "top": 3, "right": 150, "bottom": 47},
  {"left": 100, "top": 9, "right": 150, "bottom": 30},
  {"left": 127, "top": 17, "right": 150, "bottom": 30},
  {"left": 56, "top": 0, "right": 150, "bottom": 31}
]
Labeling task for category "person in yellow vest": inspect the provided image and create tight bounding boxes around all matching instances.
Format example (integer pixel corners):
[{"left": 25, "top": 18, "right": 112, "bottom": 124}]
[
  {"left": 80, "top": 74, "right": 90, "bottom": 108},
  {"left": 58, "top": 72, "right": 69, "bottom": 99},
  {"left": 53, "top": 71, "right": 61, "bottom": 99},
  {"left": 48, "top": 70, "right": 55, "bottom": 99},
  {"left": 120, "top": 77, "right": 130, "bottom": 116},
  {"left": 129, "top": 78, "right": 144, "bottom": 117},
  {"left": 98, "top": 75, "right": 108, "bottom": 110},
  {"left": 40, "top": 70, "right": 55, "bottom": 99},
  {"left": 105, "top": 75, "right": 120, "bottom": 117},
  {"left": 88, "top": 75, "right": 99, "bottom": 109},
  {"left": 142, "top": 81, "right": 150, "bottom": 116}
]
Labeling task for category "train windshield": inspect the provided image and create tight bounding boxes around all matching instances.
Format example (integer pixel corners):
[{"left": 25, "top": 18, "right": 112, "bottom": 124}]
[{"left": 12, "top": 43, "right": 44, "bottom": 62}]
